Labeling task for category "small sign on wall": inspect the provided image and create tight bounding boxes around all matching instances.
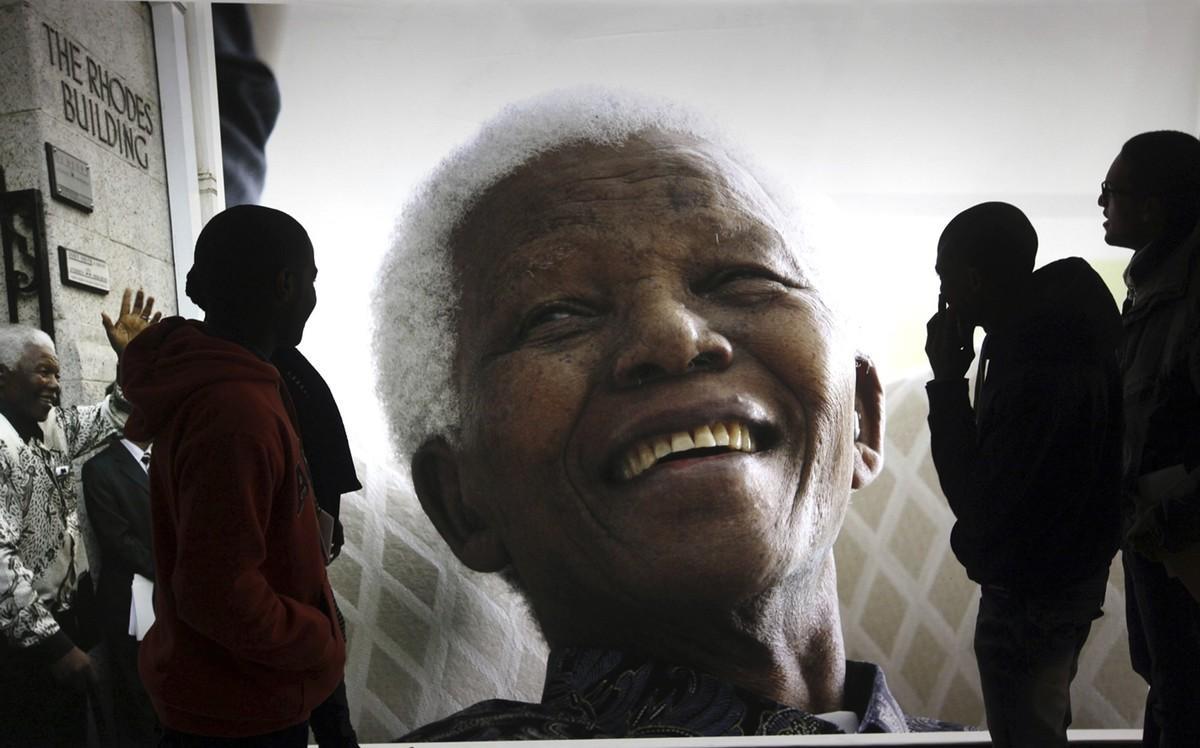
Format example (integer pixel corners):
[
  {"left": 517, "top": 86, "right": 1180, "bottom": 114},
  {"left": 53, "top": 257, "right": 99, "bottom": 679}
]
[
  {"left": 58, "top": 246, "right": 109, "bottom": 293},
  {"left": 45, "top": 143, "right": 93, "bottom": 212}
]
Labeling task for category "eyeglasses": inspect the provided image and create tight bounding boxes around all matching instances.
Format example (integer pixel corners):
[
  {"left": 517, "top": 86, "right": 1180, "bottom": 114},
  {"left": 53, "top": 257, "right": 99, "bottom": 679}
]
[{"left": 1100, "top": 181, "right": 1136, "bottom": 199}]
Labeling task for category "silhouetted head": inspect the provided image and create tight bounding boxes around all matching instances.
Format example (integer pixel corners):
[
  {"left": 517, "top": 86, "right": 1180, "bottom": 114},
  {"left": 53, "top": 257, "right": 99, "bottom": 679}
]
[
  {"left": 936, "top": 201, "right": 1038, "bottom": 331},
  {"left": 1100, "top": 130, "right": 1200, "bottom": 249},
  {"left": 185, "top": 205, "right": 317, "bottom": 351}
]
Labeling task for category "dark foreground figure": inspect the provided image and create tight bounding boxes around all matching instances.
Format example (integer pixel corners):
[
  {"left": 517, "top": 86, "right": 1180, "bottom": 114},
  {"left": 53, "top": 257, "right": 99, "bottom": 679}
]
[
  {"left": 122, "top": 206, "right": 345, "bottom": 746},
  {"left": 1100, "top": 130, "right": 1200, "bottom": 748},
  {"left": 372, "top": 89, "right": 961, "bottom": 739},
  {"left": 273, "top": 345, "right": 362, "bottom": 748},
  {"left": 926, "top": 202, "right": 1121, "bottom": 748}
]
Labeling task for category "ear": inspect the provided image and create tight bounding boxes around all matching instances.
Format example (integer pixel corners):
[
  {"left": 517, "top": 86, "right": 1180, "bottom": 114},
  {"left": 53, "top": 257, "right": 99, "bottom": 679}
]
[
  {"left": 274, "top": 267, "right": 297, "bottom": 302},
  {"left": 411, "top": 437, "right": 510, "bottom": 572},
  {"left": 1141, "top": 195, "right": 1167, "bottom": 228},
  {"left": 850, "top": 355, "right": 884, "bottom": 490},
  {"left": 965, "top": 267, "right": 984, "bottom": 295}
]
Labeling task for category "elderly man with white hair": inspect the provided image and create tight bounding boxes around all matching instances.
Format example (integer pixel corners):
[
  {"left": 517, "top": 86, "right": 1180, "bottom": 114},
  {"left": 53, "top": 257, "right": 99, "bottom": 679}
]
[
  {"left": 374, "top": 89, "right": 955, "bottom": 739},
  {"left": 0, "top": 289, "right": 158, "bottom": 746}
]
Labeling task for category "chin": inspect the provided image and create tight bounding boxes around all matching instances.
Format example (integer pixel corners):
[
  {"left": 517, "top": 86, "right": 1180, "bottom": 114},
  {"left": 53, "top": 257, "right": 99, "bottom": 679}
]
[{"left": 1102, "top": 228, "right": 1132, "bottom": 249}]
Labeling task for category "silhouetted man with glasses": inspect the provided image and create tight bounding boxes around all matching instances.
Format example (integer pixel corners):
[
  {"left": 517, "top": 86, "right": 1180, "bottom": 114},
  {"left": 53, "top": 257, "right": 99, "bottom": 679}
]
[{"left": 1100, "top": 130, "right": 1200, "bottom": 748}]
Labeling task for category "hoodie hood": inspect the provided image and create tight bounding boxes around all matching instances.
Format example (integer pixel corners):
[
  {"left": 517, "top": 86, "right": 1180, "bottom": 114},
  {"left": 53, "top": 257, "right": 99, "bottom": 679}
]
[
  {"left": 121, "top": 317, "right": 281, "bottom": 441},
  {"left": 991, "top": 257, "right": 1122, "bottom": 366}
]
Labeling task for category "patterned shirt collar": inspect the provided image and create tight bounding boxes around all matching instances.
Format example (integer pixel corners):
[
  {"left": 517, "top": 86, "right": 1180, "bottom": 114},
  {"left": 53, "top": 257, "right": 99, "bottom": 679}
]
[
  {"left": 400, "top": 647, "right": 957, "bottom": 741},
  {"left": 542, "top": 648, "right": 913, "bottom": 734}
]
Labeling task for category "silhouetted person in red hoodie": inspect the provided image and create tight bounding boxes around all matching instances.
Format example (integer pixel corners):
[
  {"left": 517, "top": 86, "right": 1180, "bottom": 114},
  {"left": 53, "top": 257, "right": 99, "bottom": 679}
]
[{"left": 120, "top": 205, "right": 345, "bottom": 746}]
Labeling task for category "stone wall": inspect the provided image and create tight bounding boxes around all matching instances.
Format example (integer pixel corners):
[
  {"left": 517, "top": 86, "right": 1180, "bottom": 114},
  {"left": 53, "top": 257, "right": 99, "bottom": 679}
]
[{"left": 0, "top": 0, "right": 176, "bottom": 404}]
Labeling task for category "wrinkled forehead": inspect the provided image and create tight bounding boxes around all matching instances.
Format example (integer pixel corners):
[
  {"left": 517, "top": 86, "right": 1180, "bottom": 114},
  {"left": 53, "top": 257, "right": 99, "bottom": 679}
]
[
  {"left": 14, "top": 341, "right": 57, "bottom": 370},
  {"left": 450, "top": 131, "right": 799, "bottom": 282},
  {"left": 23, "top": 341, "right": 57, "bottom": 362}
]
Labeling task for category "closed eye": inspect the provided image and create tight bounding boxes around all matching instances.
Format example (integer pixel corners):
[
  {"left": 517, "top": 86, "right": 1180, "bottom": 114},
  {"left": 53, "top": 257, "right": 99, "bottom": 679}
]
[
  {"left": 515, "top": 300, "right": 598, "bottom": 344},
  {"left": 701, "top": 266, "right": 796, "bottom": 299}
]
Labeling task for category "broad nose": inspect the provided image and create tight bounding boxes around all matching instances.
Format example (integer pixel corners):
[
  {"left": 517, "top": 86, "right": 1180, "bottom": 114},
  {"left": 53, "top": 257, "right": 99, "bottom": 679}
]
[{"left": 611, "top": 294, "right": 733, "bottom": 388}]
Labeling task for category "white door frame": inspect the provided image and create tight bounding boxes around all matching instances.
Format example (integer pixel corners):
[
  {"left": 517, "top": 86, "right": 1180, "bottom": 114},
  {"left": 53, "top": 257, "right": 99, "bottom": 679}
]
[{"left": 149, "top": 0, "right": 224, "bottom": 320}]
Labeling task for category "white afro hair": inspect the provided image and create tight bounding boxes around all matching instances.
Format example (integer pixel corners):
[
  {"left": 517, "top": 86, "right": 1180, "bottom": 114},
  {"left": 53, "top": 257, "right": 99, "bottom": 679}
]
[
  {"left": 372, "top": 86, "right": 828, "bottom": 463},
  {"left": 0, "top": 324, "right": 54, "bottom": 370}
]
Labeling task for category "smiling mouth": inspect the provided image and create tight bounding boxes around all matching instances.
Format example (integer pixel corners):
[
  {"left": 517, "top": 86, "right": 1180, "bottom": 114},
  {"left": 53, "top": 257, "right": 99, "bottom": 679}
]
[{"left": 616, "top": 420, "right": 760, "bottom": 481}]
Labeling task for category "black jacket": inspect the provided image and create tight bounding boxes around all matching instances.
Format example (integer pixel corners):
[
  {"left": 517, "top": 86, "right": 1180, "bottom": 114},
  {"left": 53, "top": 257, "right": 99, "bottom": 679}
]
[
  {"left": 926, "top": 257, "right": 1123, "bottom": 592},
  {"left": 82, "top": 439, "right": 153, "bottom": 640},
  {"left": 271, "top": 347, "right": 361, "bottom": 559},
  {"left": 1120, "top": 228, "right": 1200, "bottom": 555}
]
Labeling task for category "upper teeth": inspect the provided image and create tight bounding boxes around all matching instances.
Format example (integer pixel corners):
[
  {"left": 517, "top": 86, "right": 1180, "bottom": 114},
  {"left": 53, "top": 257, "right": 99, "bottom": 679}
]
[{"left": 619, "top": 421, "right": 756, "bottom": 481}]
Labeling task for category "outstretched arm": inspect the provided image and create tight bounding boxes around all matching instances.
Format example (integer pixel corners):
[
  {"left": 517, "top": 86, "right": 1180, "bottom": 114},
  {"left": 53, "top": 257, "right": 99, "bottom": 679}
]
[{"left": 55, "top": 288, "right": 163, "bottom": 459}]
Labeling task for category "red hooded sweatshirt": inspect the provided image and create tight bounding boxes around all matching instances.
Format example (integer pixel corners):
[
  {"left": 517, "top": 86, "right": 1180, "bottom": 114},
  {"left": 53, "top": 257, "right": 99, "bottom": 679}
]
[{"left": 121, "top": 318, "right": 345, "bottom": 737}]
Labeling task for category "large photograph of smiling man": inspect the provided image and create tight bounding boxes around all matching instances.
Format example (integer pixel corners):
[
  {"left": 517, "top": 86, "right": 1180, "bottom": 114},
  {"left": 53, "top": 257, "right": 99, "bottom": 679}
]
[{"left": 371, "top": 88, "right": 958, "bottom": 739}]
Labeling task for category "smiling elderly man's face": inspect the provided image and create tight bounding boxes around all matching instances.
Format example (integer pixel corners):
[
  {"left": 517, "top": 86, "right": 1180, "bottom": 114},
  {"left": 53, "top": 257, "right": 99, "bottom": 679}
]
[
  {"left": 415, "top": 131, "right": 880, "bottom": 638},
  {"left": 0, "top": 341, "right": 61, "bottom": 425}
]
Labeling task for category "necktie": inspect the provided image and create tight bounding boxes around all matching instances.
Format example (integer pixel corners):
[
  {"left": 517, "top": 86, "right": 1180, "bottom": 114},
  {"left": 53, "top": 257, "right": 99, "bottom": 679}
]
[{"left": 140, "top": 449, "right": 151, "bottom": 471}]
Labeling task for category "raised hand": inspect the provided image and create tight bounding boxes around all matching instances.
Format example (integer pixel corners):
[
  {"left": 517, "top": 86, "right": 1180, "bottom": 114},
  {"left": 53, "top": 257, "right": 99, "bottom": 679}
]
[
  {"left": 925, "top": 295, "right": 975, "bottom": 381},
  {"left": 102, "top": 287, "right": 162, "bottom": 355}
]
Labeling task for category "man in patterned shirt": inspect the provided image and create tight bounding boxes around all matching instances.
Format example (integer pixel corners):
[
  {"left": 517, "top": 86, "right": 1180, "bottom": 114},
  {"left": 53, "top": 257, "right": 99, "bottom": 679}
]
[{"left": 0, "top": 289, "right": 159, "bottom": 747}]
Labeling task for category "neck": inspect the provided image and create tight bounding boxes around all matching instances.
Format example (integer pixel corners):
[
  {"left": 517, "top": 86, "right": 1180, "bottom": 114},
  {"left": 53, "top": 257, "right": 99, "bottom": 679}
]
[
  {"left": 203, "top": 314, "right": 276, "bottom": 360},
  {"left": 980, "top": 277, "right": 1030, "bottom": 334},
  {"left": 1153, "top": 224, "right": 1193, "bottom": 252},
  {"left": 544, "top": 551, "right": 847, "bottom": 713},
  {"left": 0, "top": 404, "right": 40, "bottom": 442}
]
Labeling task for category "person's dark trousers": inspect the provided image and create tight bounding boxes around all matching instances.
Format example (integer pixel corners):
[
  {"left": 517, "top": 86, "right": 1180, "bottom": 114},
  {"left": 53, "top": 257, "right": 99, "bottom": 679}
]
[
  {"left": 0, "top": 609, "right": 90, "bottom": 748},
  {"left": 309, "top": 680, "right": 356, "bottom": 747},
  {"left": 309, "top": 594, "right": 359, "bottom": 747},
  {"left": 159, "top": 721, "right": 308, "bottom": 747},
  {"left": 1124, "top": 550, "right": 1200, "bottom": 748},
  {"left": 108, "top": 632, "right": 160, "bottom": 746},
  {"left": 973, "top": 567, "right": 1108, "bottom": 748}
]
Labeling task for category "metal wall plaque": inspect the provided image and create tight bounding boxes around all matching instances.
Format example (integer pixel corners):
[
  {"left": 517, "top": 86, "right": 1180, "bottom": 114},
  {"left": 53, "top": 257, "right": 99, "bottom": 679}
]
[
  {"left": 45, "top": 143, "right": 93, "bottom": 212},
  {"left": 58, "top": 246, "right": 109, "bottom": 293}
]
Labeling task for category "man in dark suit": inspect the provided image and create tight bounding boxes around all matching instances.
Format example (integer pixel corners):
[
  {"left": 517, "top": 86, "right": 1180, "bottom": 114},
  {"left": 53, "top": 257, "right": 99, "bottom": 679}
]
[{"left": 83, "top": 435, "right": 158, "bottom": 746}]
